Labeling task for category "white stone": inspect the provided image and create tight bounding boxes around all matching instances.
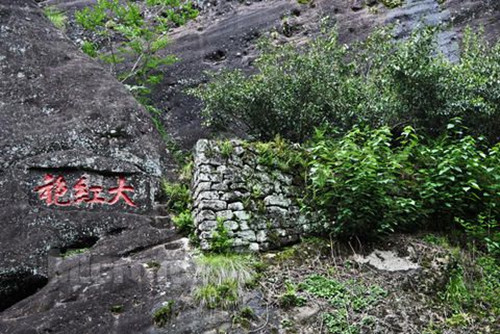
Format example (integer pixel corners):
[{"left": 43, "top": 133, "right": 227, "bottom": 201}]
[
  {"left": 195, "top": 139, "right": 210, "bottom": 153},
  {"left": 256, "top": 230, "right": 267, "bottom": 243},
  {"left": 276, "top": 228, "right": 287, "bottom": 237},
  {"left": 237, "top": 230, "right": 256, "bottom": 242},
  {"left": 221, "top": 191, "right": 245, "bottom": 202},
  {"left": 216, "top": 210, "right": 234, "bottom": 220},
  {"left": 267, "top": 206, "right": 289, "bottom": 217},
  {"left": 195, "top": 210, "right": 216, "bottom": 222},
  {"left": 233, "top": 210, "right": 251, "bottom": 220},
  {"left": 198, "top": 200, "right": 227, "bottom": 211},
  {"left": 197, "top": 191, "right": 219, "bottom": 201},
  {"left": 234, "top": 145, "right": 245, "bottom": 156},
  {"left": 193, "top": 182, "right": 211, "bottom": 199},
  {"left": 228, "top": 202, "right": 244, "bottom": 211},
  {"left": 249, "top": 243, "right": 260, "bottom": 252},
  {"left": 264, "top": 195, "right": 290, "bottom": 207},
  {"left": 233, "top": 238, "right": 249, "bottom": 247},
  {"left": 239, "top": 221, "right": 250, "bottom": 231},
  {"left": 353, "top": 250, "right": 420, "bottom": 272},
  {"left": 211, "top": 181, "right": 230, "bottom": 191},
  {"left": 230, "top": 182, "right": 247, "bottom": 190},
  {"left": 199, "top": 221, "right": 217, "bottom": 231},
  {"left": 223, "top": 220, "right": 239, "bottom": 231}
]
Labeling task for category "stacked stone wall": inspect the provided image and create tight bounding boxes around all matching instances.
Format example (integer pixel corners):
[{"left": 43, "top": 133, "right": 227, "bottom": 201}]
[{"left": 191, "top": 139, "right": 310, "bottom": 252}]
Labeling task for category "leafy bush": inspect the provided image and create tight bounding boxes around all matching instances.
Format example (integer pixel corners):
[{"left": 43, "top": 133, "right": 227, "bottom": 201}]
[
  {"left": 192, "top": 27, "right": 500, "bottom": 143},
  {"left": 163, "top": 180, "right": 194, "bottom": 235},
  {"left": 209, "top": 218, "right": 233, "bottom": 254},
  {"left": 162, "top": 180, "right": 190, "bottom": 215},
  {"left": 153, "top": 300, "right": 175, "bottom": 327},
  {"left": 278, "top": 281, "right": 307, "bottom": 308},
  {"left": 457, "top": 215, "right": 500, "bottom": 256},
  {"left": 411, "top": 122, "right": 500, "bottom": 227},
  {"left": 44, "top": 6, "right": 67, "bottom": 30},
  {"left": 191, "top": 31, "right": 361, "bottom": 142},
  {"left": 172, "top": 209, "right": 193, "bottom": 234},
  {"left": 437, "top": 246, "right": 499, "bottom": 329},
  {"left": 307, "top": 126, "right": 416, "bottom": 237},
  {"left": 305, "top": 122, "right": 500, "bottom": 239}
]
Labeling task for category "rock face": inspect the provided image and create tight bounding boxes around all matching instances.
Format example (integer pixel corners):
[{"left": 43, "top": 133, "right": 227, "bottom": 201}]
[
  {"left": 0, "top": 0, "right": 171, "bottom": 311},
  {"left": 0, "top": 2, "right": 242, "bottom": 333},
  {"left": 0, "top": 2, "right": 231, "bottom": 333},
  {"left": 191, "top": 139, "right": 309, "bottom": 252}
]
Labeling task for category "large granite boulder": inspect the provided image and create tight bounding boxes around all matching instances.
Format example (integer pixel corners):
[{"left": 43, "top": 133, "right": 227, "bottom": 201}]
[{"left": 0, "top": 2, "right": 220, "bottom": 332}]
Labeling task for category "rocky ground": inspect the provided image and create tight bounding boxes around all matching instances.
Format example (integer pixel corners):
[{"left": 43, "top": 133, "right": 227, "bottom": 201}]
[
  {"left": 1, "top": 0, "right": 499, "bottom": 333},
  {"left": 249, "top": 234, "right": 499, "bottom": 334}
]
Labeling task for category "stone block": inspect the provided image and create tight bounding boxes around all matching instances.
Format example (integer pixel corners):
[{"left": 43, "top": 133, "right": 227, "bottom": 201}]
[
  {"left": 256, "top": 230, "right": 267, "bottom": 243},
  {"left": 249, "top": 243, "right": 260, "bottom": 252},
  {"left": 237, "top": 230, "right": 256, "bottom": 242},
  {"left": 216, "top": 210, "right": 234, "bottom": 220},
  {"left": 197, "top": 191, "right": 219, "bottom": 201},
  {"left": 228, "top": 202, "right": 244, "bottom": 211},
  {"left": 223, "top": 220, "right": 239, "bottom": 231},
  {"left": 199, "top": 220, "right": 217, "bottom": 231},
  {"left": 195, "top": 210, "right": 216, "bottom": 223},
  {"left": 198, "top": 200, "right": 227, "bottom": 211},
  {"left": 234, "top": 210, "right": 251, "bottom": 221},
  {"left": 264, "top": 195, "right": 291, "bottom": 208}
]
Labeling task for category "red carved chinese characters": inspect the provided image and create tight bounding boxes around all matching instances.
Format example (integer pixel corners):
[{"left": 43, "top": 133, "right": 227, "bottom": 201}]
[
  {"left": 108, "top": 176, "right": 137, "bottom": 207},
  {"left": 34, "top": 174, "right": 56, "bottom": 205},
  {"left": 34, "top": 174, "right": 137, "bottom": 208},
  {"left": 73, "top": 176, "right": 90, "bottom": 204},
  {"left": 53, "top": 176, "right": 71, "bottom": 206}
]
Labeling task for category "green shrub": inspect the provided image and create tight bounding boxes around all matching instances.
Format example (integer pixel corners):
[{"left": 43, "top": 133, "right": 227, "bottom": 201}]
[
  {"left": 162, "top": 181, "right": 190, "bottom": 215},
  {"left": 456, "top": 215, "right": 500, "bottom": 256},
  {"left": 304, "top": 122, "right": 500, "bottom": 239},
  {"left": 379, "top": 0, "right": 403, "bottom": 8},
  {"left": 219, "top": 139, "right": 234, "bottom": 158},
  {"left": 190, "top": 31, "right": 361, "bottom": 142},
  {"left": 413, "top": 124, "right": 500, "bottom": 227},
  {"left": 437, "top": 248, "right": 499, "bottom": 329},
  {"left": 209, "top": 218, "right": 233, "bottom": 253},
  {"left": 153, "top": 300, "right": 175, "bottom": 327},
  {"left": 279, "top": 281, "right": 307, "bottom": 308},
  {"left": 191, "top": 27, "right": 500, "bottom": 143},
  {"left": 44, "top": 6, "right": 67, "bottom": 30},
  {"left": 81, "top": 41, "right": 98, "bottom": 58},
  {"left": 172, "top": 209, "right": 193, "bottom": 234},
  {"left": 307, "top": 126, "right": 416, "bottom": 238}
]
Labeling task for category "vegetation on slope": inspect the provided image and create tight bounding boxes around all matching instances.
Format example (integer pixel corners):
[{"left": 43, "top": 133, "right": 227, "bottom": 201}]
[{"left": 192, "top": 27, "right": 500, "bottom": 143}]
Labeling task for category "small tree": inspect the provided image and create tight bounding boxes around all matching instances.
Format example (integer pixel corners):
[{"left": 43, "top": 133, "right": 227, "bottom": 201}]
[{"left": 75, "top": 0, "right": 198, "bottom": 97}]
